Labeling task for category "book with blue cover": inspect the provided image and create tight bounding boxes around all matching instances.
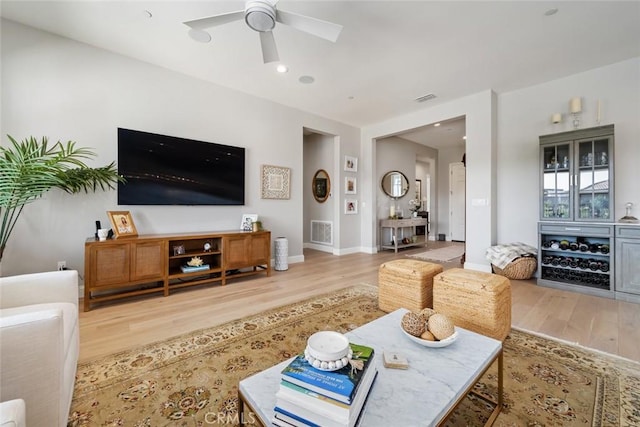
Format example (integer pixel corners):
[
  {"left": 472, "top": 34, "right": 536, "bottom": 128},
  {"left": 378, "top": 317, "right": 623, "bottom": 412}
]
[
  {"left": 280, "top": 343, "right": 375, "bottom": 404},
  {"left": 274, "top": 370, "right": 378, "bottom": 427},
  {"left": 180, "top": 264, "right": 210, "bottom": 273}
]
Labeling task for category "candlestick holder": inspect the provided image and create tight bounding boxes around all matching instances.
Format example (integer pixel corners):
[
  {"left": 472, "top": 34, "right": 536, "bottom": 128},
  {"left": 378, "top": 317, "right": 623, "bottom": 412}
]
[{"left": 620, "top": 202, "right": 638, "bottom": 223}]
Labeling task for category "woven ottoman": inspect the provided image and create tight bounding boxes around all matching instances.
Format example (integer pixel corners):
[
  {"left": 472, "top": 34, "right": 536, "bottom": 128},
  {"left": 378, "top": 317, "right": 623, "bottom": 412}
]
[
  {"left": 433, "top": 268, "right": 511, "bottom": 341},
  {"left": 378, "top": 259, "right": 443, "bottom": 313}
]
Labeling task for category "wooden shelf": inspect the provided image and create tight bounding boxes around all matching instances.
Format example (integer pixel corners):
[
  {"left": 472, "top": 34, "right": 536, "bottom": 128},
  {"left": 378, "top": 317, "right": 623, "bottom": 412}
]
[{"left": 84, "top": 230, "right": 271, "bottom": 311}]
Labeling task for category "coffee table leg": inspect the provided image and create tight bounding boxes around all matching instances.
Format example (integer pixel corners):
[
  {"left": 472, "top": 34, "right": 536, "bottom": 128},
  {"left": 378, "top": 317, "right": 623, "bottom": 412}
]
[
  {"left": 237, "top": 390, "right": 244, "bottom": 426},
  {"left": 237, "top": 389, "right": 265, "bottom": 426},
  {"left": 484, "top": 349, "right": 503, "bottom": 426}
]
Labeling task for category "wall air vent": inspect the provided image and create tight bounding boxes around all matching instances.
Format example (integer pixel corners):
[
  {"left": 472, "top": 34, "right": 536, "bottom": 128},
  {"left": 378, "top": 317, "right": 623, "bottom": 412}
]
[
  {"left": 415, "top": 93, "right": 437, "bottom": 103},
  {"left": 311, "top": 220, "right": 333, "bottom": 245}
]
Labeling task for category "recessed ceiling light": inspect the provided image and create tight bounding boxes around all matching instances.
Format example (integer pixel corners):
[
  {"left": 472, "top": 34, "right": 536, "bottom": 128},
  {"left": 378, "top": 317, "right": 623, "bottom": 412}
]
[
  {"left": 188, "top": 29, "right": 212, "bottom": 43},
  {"left": 299, "top": 75, "right": 315, "bottom": 84},
  {"left": 276, "top": 64, "right": 288, "bottom": 73},
  {"left": 434, "top": 123, "right": 441, "bottom": 127},
  {"left": 544, "top": 8, "right": 558, "bottom": 16}
]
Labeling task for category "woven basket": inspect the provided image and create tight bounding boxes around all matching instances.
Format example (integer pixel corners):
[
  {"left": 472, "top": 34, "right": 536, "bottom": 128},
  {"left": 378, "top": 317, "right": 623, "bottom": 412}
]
[
  {"left": 433, "top": 268, "right": 511, "bottom": 341},
  {"left": 492, "top": 256, "right": 537, "bottom": 280},
  {"left": 378, "top": 260, "right": 443, "bottom": 313}
]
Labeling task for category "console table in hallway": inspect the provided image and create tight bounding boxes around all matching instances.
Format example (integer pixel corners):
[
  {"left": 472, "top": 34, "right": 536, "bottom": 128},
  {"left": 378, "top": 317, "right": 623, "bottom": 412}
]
[{"left": 379, "top": 217, "right": 429, "bottom": 253}]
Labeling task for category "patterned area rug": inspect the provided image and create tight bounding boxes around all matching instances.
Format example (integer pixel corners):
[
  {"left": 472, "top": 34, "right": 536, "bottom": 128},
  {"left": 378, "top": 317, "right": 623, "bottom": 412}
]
[
  {"left": 408, "top": 243, "right": 465, "bottom": 262},
  {"left": 68, "top": 284, "right": 639, "bottom": 427}
]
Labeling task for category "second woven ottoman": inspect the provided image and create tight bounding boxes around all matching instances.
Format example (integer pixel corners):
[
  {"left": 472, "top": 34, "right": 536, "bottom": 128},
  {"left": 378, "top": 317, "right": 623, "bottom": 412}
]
[
  {"left": 433, "top": 268, "right": 511, "bottom": 341},
  {"left": 378, "top": 259, "right": 443, "bottom": 313}
]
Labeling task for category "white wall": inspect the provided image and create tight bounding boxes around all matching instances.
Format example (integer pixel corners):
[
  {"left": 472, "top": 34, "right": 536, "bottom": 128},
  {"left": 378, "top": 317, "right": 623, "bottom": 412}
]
[
  {"left": 496, "top": 58, "right": 640, "bottom": 246},
  {"left": 2, "top": 19, "right": 638, "bottom": 279},
  {"left": 363, "top": 59, "right": 638, "bottom": 270},
  {"left": 0, "top": 20, "right": 360, "bottom": 279},
  {"left": 303, "top": 132, "right": 334, "bottom": 250},
  {"left": 375, "top": 136, "right": 438, "bottom": 229},
  {"left": 363, "top": 91, "right": 497, "bottom": 271}
]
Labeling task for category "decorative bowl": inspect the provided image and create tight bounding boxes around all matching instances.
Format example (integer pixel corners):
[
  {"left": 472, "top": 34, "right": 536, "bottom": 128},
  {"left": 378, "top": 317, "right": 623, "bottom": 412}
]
[
  {"left": 304, "top": 346, "right": 353, "bottom": 371},
  {"left": 400, "top": 327, "right": 458, "bottom": 348},
  {"left": 306, "top": 331, "right": 350, "bottom": 361}
]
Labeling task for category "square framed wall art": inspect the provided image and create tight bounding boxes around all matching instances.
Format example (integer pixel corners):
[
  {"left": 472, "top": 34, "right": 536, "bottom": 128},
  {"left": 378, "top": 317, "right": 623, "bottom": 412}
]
[
  {"left": 345, "top": 199, "right": 358, "bottom": 214},
  {"left": 345, "top": 176, "right": 357, "bottom": 194},
  {"left": 261, "top": 165, "right": 291, "bottom": 199},
  {"left": 344, "top": 155, "right": 358, "bottom": 172}
]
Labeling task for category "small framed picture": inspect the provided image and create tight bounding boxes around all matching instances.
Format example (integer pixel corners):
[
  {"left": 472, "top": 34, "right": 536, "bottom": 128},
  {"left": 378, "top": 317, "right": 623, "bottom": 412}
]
[
  {"left": 240, "top": 214, "right": 258, "bottom": 231},
  {"left": 345, "top": 176, "right": 357, "bottom": 195},
  {"left": 345, "top": 199, "right": 358, "bottom": 215},
  {"left": 107, "top": 211, "right": 138, "bottom": 238},
  {"left": 344, "top": 155, "right": 358, "bottom": 172}
]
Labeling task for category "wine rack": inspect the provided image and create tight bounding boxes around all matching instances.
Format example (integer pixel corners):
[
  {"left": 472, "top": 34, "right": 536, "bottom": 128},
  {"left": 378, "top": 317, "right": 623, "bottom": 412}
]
[{"left": 537, "top": 223, "right": 614, "bottom": 298}]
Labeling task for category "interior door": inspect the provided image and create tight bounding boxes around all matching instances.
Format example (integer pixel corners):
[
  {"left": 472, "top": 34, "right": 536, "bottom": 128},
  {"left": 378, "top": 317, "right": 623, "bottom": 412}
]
[{"left": 449, "top": 162, "right": 466, "bottom": 241}]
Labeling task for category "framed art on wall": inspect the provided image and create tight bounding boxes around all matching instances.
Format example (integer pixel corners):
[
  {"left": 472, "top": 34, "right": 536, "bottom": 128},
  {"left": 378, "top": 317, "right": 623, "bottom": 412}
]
[
  {"left": 261, "top": 165, "right": 291, "bottom": 199},
  {"left": 107, "top": 211, "right": 138, "bottom": 238},
  {"left": 344, "top": 155, "right": 358, "bottom": 172},
  {"left": 345, "top": 199, "right": 358, "bottom": 214},
  {"left": 345, "top": 176, "right": 357, "bottom": 194}
]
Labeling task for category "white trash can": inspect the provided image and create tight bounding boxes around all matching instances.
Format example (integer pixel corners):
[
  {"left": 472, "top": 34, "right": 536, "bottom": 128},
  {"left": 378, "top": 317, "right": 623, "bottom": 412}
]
[{"left": 274, "top": 237, "right": 288, "bottom": 271}]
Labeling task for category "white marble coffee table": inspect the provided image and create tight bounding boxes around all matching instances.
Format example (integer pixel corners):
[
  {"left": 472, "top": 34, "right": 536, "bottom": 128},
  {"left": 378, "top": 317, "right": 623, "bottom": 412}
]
[{"left": 238, "top": 308, "right": 503, "bottom": 426}]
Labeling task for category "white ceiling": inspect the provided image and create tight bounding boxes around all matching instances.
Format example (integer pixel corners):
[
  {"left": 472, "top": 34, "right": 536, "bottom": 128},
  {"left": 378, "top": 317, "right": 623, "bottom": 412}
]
[{"left": 2, "top": 1, "right": 639, "bottom": 136}]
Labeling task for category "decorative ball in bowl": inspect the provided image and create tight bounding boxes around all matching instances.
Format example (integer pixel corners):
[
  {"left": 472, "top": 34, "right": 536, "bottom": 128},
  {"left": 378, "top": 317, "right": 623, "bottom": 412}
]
[
  {"left": 401, "top": 327, "right": 458, "bottom": 348},
  {"left": 400, "top": 310, "right": 458, "bottom": 348}
]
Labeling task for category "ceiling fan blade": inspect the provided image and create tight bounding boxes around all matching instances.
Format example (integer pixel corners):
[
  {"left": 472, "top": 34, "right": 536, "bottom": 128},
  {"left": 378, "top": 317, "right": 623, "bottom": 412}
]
[
  {"left": 260, "top": 31, "right": 279, "bottom": 63},
  {"left": 276, "top": 9, "right": 342, "bottom": 42},
  {"left": 183, "top": 10, "right": 244, "bottom": 30}
]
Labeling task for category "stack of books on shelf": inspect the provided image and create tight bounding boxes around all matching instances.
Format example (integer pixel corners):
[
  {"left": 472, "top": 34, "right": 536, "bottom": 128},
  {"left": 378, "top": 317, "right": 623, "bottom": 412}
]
[
  {"left": 273, "top": 343, "right": 378, "bottom": 427},
  {"left": 180, "top": 264, "right": 210, "bottom": 273}
]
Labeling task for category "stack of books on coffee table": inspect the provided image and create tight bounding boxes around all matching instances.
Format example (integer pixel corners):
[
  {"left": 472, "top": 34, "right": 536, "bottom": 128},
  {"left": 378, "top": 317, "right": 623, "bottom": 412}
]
[{"left": 273, "top": 343, "right": 378, "bottom": 427}]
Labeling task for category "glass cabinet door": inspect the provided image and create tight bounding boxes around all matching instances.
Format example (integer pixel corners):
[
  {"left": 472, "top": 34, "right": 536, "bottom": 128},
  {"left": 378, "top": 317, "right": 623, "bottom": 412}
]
[
  {"left": 541, "top": 143, "right": 572, "bottom": 219},
  {"left": 576, "top": 137, "right": 612, "bottom": 220}
]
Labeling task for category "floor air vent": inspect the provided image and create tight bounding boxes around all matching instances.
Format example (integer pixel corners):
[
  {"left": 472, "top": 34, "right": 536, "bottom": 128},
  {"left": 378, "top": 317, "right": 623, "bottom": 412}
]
[{"left": 311, "top": 221, "right": 333, "bottom": 245}]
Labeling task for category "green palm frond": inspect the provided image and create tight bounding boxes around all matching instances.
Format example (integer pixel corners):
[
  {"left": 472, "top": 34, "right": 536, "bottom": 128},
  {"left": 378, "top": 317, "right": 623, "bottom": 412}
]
[{"left": 0, "top": 135, "right": 124, "bottom": 261}]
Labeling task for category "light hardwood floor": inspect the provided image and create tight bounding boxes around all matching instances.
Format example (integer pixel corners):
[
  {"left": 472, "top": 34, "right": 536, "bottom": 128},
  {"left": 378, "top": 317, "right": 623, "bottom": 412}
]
[{"left": 78, "top": 242, "right": 640, "bottom": 363}]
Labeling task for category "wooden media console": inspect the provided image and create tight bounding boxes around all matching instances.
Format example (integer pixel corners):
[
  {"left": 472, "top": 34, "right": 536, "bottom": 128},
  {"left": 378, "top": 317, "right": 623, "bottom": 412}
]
[{"left": 83, "top": 230, "right": 271, "bottom": 311}]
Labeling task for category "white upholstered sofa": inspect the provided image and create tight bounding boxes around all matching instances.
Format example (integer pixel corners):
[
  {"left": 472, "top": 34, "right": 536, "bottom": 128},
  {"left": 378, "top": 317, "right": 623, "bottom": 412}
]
[{"left": 0, "top": 270, "right": 79, "bottom": 427}]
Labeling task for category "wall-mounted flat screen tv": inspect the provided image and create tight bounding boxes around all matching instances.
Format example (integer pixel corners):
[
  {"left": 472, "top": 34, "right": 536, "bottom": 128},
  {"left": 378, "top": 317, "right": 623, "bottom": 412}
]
[{"left": 117, "top": 128, "right": 245, "bottom": 205}]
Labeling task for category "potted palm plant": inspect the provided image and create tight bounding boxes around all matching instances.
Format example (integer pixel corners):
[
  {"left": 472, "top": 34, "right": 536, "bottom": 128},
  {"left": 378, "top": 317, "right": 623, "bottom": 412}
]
[{"left": 0, "top": 136, "right": 123, "bottom": 262}]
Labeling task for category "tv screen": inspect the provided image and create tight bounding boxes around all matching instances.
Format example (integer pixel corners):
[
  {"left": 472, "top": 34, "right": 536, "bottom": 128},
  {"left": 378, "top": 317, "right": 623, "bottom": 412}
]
[{"left": 117, "top": 128, "right": 245, "bottom": 205}]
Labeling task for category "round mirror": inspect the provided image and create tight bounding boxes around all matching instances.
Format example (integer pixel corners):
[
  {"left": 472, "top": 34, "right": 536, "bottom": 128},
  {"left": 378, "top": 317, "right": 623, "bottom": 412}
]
[
  {"left": 312, "top": 169, "right": 330, "bottom": 203},
  {"left": 381, "top": 170, "right": 410, "bottom": 199}
]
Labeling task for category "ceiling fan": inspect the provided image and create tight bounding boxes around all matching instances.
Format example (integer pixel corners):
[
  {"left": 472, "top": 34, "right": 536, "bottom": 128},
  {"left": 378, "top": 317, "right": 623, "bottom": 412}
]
[{"left": 183, "top": 0, "right": 343, "bottom": 64}]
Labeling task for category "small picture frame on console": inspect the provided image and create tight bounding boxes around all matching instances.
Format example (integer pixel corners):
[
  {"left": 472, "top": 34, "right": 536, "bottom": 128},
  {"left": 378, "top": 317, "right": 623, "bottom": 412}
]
[
  {"left": 240, "top": 214, "right": 258, "bottom": 231},
  {"left": 107, "top": 211, "right": 138, "bottom": 238}
]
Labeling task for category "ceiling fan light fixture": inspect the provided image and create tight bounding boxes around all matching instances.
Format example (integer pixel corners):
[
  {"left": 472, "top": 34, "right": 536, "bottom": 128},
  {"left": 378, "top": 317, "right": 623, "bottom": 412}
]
[{"left": 245, "top": 0, "right": 276, "bottom": 32}]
